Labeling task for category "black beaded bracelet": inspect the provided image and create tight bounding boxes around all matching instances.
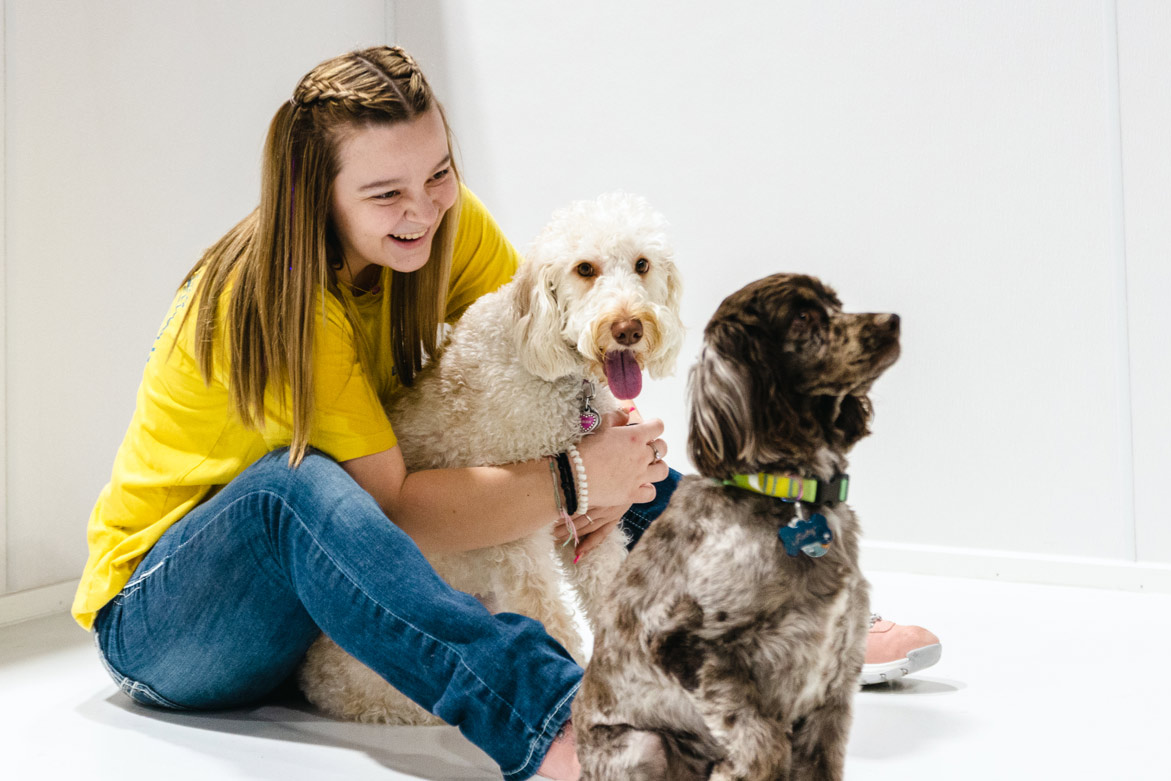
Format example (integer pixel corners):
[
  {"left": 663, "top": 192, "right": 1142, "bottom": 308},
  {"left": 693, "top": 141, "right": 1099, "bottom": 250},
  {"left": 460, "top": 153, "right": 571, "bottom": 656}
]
[{"left": 555, "top": 451, "right": 578, "bottom": 516}]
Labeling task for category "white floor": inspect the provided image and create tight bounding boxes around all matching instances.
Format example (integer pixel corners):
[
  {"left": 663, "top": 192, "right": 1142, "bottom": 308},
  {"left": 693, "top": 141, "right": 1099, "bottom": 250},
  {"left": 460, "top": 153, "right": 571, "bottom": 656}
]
[{"left": 3, "top": 571, "right": 1169, "bottom": 780}]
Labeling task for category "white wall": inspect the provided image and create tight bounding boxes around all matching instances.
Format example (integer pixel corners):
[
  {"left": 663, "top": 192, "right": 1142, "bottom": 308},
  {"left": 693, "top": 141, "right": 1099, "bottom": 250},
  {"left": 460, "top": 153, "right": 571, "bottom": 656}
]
[
  {"left": 1118, "top": 1, "right": 1171, "bottom": 569},
  {"left": 1, "top": 0, "right": 389, "bottom": 609},
  {"left": 0, "top": 3, "right": 8, "bottom": 598},
  {"left": 397, "top": 0, "right": 1171, "bottom": 588},
  {"left": 3, "top": 1, "right": 1168, "bottom": 622}
]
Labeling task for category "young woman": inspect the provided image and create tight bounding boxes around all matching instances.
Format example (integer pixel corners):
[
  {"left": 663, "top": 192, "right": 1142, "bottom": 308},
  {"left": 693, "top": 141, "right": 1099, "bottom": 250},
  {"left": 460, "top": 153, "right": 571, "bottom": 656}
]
[{"left": 72, "top": 46, "right": 672, "bottom": 781}]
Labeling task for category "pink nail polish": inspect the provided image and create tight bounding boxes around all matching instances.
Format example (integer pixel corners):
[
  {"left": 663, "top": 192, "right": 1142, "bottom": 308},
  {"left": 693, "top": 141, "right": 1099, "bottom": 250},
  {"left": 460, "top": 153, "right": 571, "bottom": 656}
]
[{"left": 573, "top": 552, "right": 581, "bottom": 564}]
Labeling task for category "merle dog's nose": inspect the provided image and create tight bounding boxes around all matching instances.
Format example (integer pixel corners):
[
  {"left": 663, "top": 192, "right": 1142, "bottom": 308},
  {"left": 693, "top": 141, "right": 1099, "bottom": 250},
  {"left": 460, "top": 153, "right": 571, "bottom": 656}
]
[
  {"left": 889, "top": 313, "right": 900, "bottom": 329},
  {"left": 611, "top": 318, "right": 644, "bottom": 346}
]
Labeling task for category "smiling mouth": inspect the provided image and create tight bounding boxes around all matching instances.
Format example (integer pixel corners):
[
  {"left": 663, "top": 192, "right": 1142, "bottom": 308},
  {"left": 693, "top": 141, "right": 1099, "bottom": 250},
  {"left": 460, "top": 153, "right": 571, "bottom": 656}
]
[{"left": 390, "top": 228, "right": 428, "bottom": 242}]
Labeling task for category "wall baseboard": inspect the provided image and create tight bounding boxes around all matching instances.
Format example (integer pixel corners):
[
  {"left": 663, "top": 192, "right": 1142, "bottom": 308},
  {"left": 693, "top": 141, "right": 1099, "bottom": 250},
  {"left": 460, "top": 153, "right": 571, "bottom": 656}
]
[
  {"left": 862, "top": 540, "right": 1171, "bottom": 593},
  {"left": 2, "top": 546, "right": 1167, "bottom": 629},
  {"left": 0, "top": 581, "right": 77, "bottom": 627}
]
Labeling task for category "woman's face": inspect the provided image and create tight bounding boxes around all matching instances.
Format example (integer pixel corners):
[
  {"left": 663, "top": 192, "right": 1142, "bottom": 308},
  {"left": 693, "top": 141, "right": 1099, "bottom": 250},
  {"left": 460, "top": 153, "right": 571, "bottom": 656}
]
[{"left": 330, "top": 106, "right": 458, "bottom": 282}]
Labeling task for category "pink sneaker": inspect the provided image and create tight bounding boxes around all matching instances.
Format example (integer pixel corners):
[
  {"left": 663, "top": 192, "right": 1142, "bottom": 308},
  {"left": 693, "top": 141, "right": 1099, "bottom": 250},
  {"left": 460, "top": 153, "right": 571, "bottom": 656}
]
[{"left": 860, "top": 613, "right": 942, "bottom": 685}]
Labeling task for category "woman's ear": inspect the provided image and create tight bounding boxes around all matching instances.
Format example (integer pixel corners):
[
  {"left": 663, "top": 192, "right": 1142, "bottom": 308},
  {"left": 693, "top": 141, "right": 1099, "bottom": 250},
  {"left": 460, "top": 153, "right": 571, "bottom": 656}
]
[{"left": 512, "top": 259, "right": 579, "bottom": 380}]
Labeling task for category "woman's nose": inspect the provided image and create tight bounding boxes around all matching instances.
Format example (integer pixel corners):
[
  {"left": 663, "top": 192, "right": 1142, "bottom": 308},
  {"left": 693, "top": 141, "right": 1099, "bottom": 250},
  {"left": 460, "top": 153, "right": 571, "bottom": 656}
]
[{"left": 406, "top": 191, "right": 438, "bottom": 223}]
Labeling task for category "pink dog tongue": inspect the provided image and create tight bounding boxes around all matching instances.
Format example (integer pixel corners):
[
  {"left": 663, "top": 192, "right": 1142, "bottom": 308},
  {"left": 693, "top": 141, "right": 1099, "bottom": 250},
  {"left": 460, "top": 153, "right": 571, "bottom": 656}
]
[{"left": 604, "top": 350, "right": 643, "bottom": 399}]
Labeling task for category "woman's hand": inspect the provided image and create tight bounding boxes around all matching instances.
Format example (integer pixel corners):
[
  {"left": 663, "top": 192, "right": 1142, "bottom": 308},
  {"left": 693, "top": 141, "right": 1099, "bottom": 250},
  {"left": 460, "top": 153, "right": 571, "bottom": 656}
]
[
  {"left": 572, "top": 409, "right": 669, "bottom": 508},
  {"left": 615, "top": 399, "right": 643, "bottom": 424},
  {"left": 554, "top": 504, "right": 627, "bottom": 561}
]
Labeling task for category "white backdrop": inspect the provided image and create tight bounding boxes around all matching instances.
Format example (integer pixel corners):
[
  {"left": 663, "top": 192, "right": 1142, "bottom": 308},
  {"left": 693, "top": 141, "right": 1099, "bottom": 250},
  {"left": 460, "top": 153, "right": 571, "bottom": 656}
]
[
  {"left": 2, "top": 1, "right": 1169, "bottom": 618},
  {"left": 0, "top": 0, "right": 390, "bottom": 605},
  {"left": 398, "top": 0, "right": 1170, "bottom": 585}
]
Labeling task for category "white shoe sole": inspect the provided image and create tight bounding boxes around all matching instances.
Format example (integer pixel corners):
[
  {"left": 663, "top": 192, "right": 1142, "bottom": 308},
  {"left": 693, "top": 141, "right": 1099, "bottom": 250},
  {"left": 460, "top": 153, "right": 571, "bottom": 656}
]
[{"left": 859, "top": 643, "right": 942, "bottom": 686}]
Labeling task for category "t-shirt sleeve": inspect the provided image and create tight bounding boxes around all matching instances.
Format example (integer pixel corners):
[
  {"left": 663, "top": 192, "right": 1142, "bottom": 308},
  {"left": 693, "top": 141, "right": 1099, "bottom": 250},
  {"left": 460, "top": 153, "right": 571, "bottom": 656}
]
[{"left": 444, "top": 185, "right": 523, "bottom": 323}]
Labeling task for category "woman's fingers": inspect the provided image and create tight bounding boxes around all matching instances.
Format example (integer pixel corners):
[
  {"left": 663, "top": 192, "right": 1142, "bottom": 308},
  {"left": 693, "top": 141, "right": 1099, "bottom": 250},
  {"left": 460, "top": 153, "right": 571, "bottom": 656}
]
[
  {"left": 572, "top": 516, "right": 623, "bottom": 561},
  {"left": 554, "top": 504, "right": 627, "bottom": 543},
  {"left": 639, "top": 476, "right": 661, "bottom": 503},
  {"left": 599, "top": 409, "right": 631, "bottom": 429}
]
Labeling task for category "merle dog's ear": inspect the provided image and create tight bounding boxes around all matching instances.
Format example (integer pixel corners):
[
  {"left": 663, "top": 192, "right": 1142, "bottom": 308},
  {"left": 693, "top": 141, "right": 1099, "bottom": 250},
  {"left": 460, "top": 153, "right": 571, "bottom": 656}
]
[
  {"left": 833, "top": 393, "right": 873, "bottom": 449},
  {"left": 687, "top": 343, "right": 754, "bottom": 477}
]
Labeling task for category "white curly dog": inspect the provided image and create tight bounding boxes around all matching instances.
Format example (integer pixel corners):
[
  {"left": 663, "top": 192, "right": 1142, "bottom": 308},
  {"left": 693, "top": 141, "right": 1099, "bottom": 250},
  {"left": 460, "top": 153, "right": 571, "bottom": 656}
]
[{"left": 298, "top": 192, "right": 684, "bottom": 725}]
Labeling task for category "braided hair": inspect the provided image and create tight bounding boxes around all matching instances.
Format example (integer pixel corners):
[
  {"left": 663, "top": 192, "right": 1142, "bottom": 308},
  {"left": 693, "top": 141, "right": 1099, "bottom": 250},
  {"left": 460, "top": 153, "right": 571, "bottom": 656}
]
[
  {"left": 293, "top": 48, "right": 428, "bottom": 112},
  {"left": 178, "top": 47, "right": 460, "bottom": 466}
]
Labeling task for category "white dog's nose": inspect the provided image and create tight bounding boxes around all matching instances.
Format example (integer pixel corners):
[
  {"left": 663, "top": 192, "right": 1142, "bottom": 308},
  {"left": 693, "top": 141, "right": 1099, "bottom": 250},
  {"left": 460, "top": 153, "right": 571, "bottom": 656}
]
[{"left": 611, "top": 318, "right": 644, "bottom": 346}]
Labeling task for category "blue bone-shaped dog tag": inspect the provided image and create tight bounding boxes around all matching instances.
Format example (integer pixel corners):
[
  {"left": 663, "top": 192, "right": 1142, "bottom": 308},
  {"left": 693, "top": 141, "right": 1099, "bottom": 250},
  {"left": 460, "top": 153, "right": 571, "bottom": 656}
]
[{"left": 779, "top": 513, "right": 834, "bottom": 558}]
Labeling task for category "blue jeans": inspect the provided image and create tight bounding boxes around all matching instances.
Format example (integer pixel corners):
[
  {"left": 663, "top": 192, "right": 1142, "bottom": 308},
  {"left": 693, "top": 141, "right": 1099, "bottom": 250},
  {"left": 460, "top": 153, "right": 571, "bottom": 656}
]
[{"left": 93, "top": 448, "right": 679, "bottom": 780}]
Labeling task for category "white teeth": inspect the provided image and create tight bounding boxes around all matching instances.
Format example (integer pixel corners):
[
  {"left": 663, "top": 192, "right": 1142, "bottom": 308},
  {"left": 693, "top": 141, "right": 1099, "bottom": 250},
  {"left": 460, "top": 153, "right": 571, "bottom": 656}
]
[{"left": 391, "top": 230, "right": 426, "bottom": 240}]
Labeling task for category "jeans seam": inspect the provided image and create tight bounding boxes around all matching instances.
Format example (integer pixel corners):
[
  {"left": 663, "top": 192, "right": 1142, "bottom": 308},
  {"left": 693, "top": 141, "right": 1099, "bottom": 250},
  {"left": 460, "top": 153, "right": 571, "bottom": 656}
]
[
  {"left": 93, "top": 626, "right": 192, "bottom": 710},
  {"left": 623, "top": 508, "right": 651, "bottom": 531},
  {"left": 505, "top": 678, "right": 581, "bottom": 778},
  {"left": 275, "top": 490, "right": 540, "bottom": 734}
]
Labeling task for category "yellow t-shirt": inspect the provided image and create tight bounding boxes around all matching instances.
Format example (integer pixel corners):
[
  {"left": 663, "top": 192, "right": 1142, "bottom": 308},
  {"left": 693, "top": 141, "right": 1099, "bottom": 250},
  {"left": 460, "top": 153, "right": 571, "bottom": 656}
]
[{"left": 71, "top": 186, "right": 519, "bottom": 630}]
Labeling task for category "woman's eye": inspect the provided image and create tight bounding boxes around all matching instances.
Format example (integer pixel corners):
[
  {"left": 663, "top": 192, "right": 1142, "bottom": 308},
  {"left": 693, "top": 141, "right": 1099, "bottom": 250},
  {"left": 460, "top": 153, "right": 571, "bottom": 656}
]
[
  {"left": 431, "top": 168, "right": 450, "bottom": 181},
  {"left": 373, "top": 190, "right": 400, "bottom": 201},
  {"left": 635, "top": 258, "right": 650, "bottom": 274},
  {"left": 576, "top": 262, "right": 596, "bottom": 278}
]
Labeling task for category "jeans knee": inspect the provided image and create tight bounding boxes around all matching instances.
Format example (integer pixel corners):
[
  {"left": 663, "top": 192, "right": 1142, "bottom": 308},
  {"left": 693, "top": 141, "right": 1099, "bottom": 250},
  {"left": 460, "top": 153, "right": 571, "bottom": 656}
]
[
  {"left": 250, "top": 448, "right": 361, "bottom": 501},
  {"left": 290, "top": 448, "right": 350, "bottom": 483},
  {"left": 243, "top": 449, "right": 388, "bottom": 548}
]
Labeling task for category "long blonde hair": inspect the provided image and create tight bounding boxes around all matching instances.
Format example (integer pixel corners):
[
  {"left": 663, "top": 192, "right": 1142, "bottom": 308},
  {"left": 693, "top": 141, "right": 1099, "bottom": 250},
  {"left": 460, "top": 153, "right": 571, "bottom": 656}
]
[{"left": 179, "top": 46, "right": 460, "bottom": 465}]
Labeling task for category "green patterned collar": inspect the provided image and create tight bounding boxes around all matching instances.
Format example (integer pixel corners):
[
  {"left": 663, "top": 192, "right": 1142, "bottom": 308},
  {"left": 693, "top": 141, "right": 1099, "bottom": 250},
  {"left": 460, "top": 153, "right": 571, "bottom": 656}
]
[{"left": 721, "top": 472, "right": 849, "bottom": 506}]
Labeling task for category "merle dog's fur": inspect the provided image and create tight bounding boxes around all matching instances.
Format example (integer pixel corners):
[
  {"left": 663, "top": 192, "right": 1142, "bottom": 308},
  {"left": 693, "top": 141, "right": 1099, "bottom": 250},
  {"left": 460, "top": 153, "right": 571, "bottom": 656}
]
[{"left": 573, "top": 273, "right": 900, "bottom": 780}]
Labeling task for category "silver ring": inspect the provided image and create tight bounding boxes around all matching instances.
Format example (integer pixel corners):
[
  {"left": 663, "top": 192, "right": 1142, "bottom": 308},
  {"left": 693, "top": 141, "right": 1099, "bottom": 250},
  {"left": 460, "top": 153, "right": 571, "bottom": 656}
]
[{"left": 650, "top": 442, "right": 661, "bottom": 463}]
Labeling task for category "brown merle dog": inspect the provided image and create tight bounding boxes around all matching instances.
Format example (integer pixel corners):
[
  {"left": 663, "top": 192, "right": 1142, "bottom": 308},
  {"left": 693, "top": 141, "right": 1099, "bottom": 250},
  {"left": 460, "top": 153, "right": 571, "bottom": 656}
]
[{"left": 573, "top": 273, "right": 900, "bottom": 780}]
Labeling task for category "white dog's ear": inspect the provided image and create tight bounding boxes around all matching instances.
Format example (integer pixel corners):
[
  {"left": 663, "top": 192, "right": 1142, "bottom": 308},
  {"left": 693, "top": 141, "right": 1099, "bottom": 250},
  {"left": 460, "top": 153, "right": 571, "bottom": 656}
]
[
  {"left": 512, "top": 259, "right": 580, "bottom": 380},
  {"left": 645, "top": 260, "right": 685, "bottom": 379}
]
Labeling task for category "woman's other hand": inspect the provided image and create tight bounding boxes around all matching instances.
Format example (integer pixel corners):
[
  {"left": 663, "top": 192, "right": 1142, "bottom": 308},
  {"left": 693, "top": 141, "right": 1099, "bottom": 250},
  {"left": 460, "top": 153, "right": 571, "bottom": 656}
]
[{"left": 573, "top": 409, "right": 668, "bottom": 507}]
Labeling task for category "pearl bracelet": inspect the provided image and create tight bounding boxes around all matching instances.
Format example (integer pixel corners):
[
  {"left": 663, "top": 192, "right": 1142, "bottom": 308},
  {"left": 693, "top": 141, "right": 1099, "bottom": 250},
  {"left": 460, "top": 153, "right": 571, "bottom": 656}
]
[{"left": 567, "top": 444, "right": 588, "bottom": 515}]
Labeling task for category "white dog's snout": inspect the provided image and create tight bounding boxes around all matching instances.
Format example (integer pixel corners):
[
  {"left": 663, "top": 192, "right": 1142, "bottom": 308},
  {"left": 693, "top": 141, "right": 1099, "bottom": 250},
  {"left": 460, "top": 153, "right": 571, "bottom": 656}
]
[{"left": 611, "top": 318, "right": 643, "bottom": 346}]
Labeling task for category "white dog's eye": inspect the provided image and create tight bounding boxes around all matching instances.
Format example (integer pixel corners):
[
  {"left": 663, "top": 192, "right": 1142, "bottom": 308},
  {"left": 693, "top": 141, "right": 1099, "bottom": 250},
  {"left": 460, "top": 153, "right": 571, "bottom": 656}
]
[
  {"left": 635, "top": 257, "right": 650, "bottom": 274},
  {"left": 576, "top": 262, "right": 596, "bottom": 278}
]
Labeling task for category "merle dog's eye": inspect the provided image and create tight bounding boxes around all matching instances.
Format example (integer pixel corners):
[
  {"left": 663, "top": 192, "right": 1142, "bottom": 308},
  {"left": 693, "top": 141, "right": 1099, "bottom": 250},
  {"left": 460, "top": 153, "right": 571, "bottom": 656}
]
[
  {"left": 790, "top": 308, "right": 823, "bottom": 335},
  {"left": 576, "top": 262, "right": 596, "bottom": 278},
  {"left": 635, "top": 258, "right": 650, "bottom": 274}
]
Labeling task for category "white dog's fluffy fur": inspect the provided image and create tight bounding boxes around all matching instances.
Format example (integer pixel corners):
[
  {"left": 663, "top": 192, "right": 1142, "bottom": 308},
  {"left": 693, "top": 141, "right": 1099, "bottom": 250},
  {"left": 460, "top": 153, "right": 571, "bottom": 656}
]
[{"left": 297, "top": 193, "right": 683, "bottom": 725}]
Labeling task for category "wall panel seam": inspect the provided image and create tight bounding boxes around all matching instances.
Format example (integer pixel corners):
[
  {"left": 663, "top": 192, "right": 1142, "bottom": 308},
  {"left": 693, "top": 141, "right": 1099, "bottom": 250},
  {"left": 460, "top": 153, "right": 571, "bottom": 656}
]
[
  {"left": 1, "top": 0, "right": 9, "bottom": 593},
  {"left": 1103, "top": 0, "right": 1138, "bottom": 562}
]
